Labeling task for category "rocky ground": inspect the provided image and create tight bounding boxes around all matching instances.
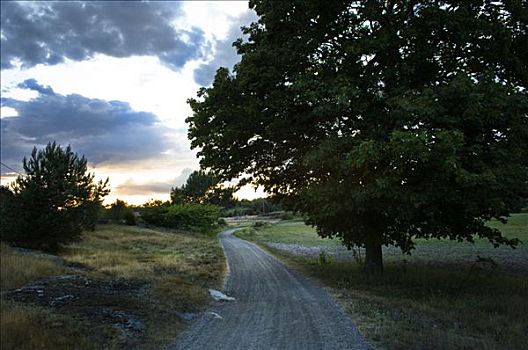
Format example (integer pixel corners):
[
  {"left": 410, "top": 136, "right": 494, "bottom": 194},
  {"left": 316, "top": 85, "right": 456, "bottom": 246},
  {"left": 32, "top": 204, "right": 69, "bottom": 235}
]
[{"left": 5, "top": 274, "right": 149, "bottom": 345}]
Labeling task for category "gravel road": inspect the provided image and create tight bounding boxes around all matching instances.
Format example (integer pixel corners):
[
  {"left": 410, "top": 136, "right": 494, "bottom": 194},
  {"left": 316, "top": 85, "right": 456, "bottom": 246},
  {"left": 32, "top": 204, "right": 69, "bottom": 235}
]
[{"left": 168, "top": 229, "right": 367, "bottom": 350}]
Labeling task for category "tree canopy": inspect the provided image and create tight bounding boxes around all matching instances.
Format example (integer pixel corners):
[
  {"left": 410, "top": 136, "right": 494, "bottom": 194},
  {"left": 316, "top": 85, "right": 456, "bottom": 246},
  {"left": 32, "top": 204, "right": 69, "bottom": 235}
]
[
  {"left": 1, "top": 142, "right": 109, "bottom": 251},
  {"left": 187, "top": 0, "right": 528, "bottom": 272},
  {"left": 171, "top": 170, "right": 235, "bottom": 208}
]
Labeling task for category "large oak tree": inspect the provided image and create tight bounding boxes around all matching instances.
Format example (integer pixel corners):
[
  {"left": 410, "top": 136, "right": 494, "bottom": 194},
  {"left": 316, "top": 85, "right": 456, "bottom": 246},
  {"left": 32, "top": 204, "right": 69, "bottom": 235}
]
[{"left": 187, "top": 0, "right": 528, "bottom": 272}]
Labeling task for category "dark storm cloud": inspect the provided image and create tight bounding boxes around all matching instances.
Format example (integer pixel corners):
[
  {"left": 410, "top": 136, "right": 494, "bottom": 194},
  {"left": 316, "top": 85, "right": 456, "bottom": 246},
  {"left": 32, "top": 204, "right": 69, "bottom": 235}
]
[
  {"left": 115, "top": 168, "right": 193, "bottom": 196},
  {"left": 1, "top": 80, "right": 179, "bottom": 167},
  {"left": 193, "top": 11, "right": 257, "bottom": 86},
  {"left": 0, "top": 1, "right": 204, "bottom": 70}
]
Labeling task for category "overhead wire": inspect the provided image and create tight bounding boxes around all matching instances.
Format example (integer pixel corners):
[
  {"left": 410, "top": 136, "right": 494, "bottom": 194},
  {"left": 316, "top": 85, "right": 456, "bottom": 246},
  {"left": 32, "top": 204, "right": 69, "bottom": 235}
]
[{"left": 0, "top": 161, "right": 24, "bottom": 176}]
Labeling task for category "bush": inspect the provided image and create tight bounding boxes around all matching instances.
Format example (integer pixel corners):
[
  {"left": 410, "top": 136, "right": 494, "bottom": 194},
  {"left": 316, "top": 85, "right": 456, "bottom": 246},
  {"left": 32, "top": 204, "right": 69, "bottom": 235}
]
[
  {"left": 222, "top": 207, "right": 255, "bottom": 217},
  {"left": 124, "top": 211, "right": 137, "bottom": 226},
  {"left": 141, "top": 203, "right": 220, "bottom": 230},
  {"left": 102, "top": 199, "right": 136, "bottom": 225},
  {"left": 280, "top": 212, "right": 294, "bottom": 220},
  {"left": 318, "top": 250, "right": 333, "bottom": 268},
  {"left": 253, "top": 221, "right": 269, "bottom": 228},
  {"left": 140, "top": 202, "right": 170, "bottom": 225}
]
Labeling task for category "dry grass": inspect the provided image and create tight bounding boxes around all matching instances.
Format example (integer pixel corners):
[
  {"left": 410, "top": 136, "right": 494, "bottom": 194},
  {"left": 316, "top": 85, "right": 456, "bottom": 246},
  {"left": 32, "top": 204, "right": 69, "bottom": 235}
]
[
  {"left": 0, "top": 300, "right": 93, "bottom": 350},
  {"left": 310, "top": 261, "right": 528, "bottom": 350},
  {"left": 0, "top": 242, "right": 68, "bottom": 290},
  {"left": 1, "top": 224, "right": 226, "bottom": 349},
  {"left": 63, "top": 225, "right": 225, "bottom": 312},
  {"left": 0, "top": 243, "right": 89, "bottom": 350}
]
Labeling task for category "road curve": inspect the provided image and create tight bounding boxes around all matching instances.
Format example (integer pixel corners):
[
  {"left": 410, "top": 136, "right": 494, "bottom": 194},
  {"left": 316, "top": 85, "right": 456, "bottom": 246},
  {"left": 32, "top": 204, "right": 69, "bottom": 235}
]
[{"left": 168, "top": 229, "right": 367, "bottom": 350}]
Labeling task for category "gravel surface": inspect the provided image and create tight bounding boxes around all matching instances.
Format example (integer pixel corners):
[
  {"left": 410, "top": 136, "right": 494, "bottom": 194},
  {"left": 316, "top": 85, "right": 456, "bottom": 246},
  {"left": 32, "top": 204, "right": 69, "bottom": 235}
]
[{"left": 168, "top": 229, "right": 367, "bottom": 350}]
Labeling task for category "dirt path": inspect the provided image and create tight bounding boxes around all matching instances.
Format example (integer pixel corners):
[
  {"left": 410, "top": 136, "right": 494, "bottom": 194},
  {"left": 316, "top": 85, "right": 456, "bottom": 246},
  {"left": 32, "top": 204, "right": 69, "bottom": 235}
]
[{"left": 169, "top": 229, "right": 367, "bottom": 350}]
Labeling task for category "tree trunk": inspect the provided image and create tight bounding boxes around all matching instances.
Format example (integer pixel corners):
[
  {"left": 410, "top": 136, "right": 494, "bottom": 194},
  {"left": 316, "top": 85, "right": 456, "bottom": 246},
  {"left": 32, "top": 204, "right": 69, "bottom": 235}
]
[{"left": 363, "top": 237, "right": 383, "bottom": 274}]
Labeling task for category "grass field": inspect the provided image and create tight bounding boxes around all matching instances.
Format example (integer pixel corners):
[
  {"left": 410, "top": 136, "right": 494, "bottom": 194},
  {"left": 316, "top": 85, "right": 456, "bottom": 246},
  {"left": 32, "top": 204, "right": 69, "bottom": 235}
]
[
  {"left": 0, "top": 224, "right": 225, "bottom": 350},
  {"left": 235, "top": 214, "right": 528, "bottom": 350}
]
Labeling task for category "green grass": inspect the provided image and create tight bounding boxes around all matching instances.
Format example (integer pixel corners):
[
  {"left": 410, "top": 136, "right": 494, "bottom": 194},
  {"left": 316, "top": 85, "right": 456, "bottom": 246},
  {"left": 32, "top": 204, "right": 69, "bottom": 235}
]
[
  {"left": 1, "top": 224, "right": 226, "bottom": 350},
  {"left": 236, "top": 214, "right": 528, "bottom": 350},
  {"left": 238, "top": 219, "right": 339, "bottom": 247},
  {"left": 486, "top": 213, "right": 528, "bottom": 240}
]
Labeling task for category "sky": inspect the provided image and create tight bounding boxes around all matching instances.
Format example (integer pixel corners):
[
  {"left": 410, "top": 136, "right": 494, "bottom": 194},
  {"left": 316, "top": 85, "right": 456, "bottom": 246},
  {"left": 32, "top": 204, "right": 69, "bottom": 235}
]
[{"left": 0, "top": 1, "right": 265, "bottom": 204}]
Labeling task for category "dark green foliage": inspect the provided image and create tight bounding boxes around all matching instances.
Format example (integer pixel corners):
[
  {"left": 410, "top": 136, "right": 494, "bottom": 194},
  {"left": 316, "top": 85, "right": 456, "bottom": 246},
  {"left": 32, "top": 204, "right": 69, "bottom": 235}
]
[
  {"left": 108, "top": 199, "right": 129, "bottom": 220},
  {"left": 222, "top": 206, "right": 254, "bottom": 217},
  {"left": 222, "top": 198, "right": 282, "bottom": 216},
  {"left": 246, "top": 198, "right": 280, "bottom": 215},
  {"left": 187, "top": 1, "right": 528, "bottom": 272},
  {"left": 169, "top": 187, "right": 186, "bottom": 205},
  {"left": 103, "top": 199, "right": 135, "bottom": 224},
  {"left": 280, "top": 212, "right": 294, "bottom": 220},
  {"left": 0, "top": 185, "right": 15, "bottom": 214},
  {"left": 123, "top": 211, "right": 137, "bottom": 226},
  {"left": 181, "top": 170, "right": 217, "bottom": 203},
  {"left": 1, "top": 142, "right": 109, "bottom": 251},
  {"left": 0, "top": 186, "right": 16, "bottom": 233},
  {"left": 253, "top": 221, "right": 269, "bottom": 228},
  {"left": 140, "top": 202, "right": 220, "bottom": 230},
  {"left": 170, "top": 170, "right": 235, "bottom": 208}
]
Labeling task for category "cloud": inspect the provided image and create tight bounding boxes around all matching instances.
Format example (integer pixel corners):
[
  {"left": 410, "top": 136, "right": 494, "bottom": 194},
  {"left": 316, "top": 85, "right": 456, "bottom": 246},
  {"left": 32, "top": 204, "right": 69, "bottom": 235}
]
[
  {"left": 115, "top": 168, "right": 193, "bottom": 196},
  {"left": 193, "top": 11, "right": 257, "bottom": 86},
  {"left": 17, "top": 79, "right": 54, "bottom": 95},
  {"left": 1, "top": 79, "right": 181, "bottom": 167},
  {"left": 0, "top": 1, "right": 204, "bottom": 70}
]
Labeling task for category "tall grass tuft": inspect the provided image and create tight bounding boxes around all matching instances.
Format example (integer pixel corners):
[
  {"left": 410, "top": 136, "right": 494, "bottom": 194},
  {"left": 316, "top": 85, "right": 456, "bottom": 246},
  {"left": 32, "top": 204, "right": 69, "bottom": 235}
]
[
  {"left": 0, "top": 242, "right": 67, "bottom": 291},
  {"left": 1, "top": 300, "right": 93, "bottom": 350}
]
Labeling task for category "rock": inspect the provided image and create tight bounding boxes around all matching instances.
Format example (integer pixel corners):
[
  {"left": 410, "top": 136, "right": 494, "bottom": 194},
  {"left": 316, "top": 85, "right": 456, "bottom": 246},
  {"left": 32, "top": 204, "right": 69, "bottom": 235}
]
[
  {"left": 100, "top": 309, "right": 145, "bottom": 339},
  {"left": 208, "top": 289, "right": 235, "bottom": 302},
  {"left": 50, "top": 294, "right": 75, "bottom": 307},
  {"left": 208, "top": 311, "right": 223, "bottom": 319}
]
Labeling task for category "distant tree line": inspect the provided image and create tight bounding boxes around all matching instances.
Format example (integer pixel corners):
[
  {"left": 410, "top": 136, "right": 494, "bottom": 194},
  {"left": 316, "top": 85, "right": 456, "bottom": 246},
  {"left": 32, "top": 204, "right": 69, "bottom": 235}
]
[
  {"left": 223, "top": 198, "right": 282, "bottom": 217},
  {"left": 98, "top": 199, "right": 137, "bottom": 225},
  {"left": 0, "top": 143, "right": 286, "bottom": 252},
  {"left": 172, "top": 170, "right": 283, "bottom": 215},
  {"left": 141, "top": 170, "right": 282, "bottom": 229}
]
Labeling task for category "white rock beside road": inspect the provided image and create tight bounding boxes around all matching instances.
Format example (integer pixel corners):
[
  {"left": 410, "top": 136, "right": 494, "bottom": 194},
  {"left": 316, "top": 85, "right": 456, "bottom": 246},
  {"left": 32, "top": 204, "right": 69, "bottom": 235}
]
[{"left": 208, "top": 289, "right": 235, "bottom": 302}]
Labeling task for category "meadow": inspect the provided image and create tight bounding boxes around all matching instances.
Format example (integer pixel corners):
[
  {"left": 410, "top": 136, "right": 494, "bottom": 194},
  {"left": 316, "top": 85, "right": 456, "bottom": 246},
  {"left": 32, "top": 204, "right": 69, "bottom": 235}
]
[
  {"left": 236, "top": 213, "right": 528, "bottom": 350},
  {"left": 1, "top": 225, "right": 225, "bottom": 350}
]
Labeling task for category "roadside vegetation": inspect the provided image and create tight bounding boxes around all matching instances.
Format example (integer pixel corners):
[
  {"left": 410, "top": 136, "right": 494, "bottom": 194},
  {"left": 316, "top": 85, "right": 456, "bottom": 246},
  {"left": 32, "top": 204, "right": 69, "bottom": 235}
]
[
  {"left": 0, "top": 142, "right": 283, "bottom": 349},
  {"left": 235, "top": 214, "right": 528, "bottom": 350},
  {"left": 1, "top": 225, "right": 225, "bottom": 350}
]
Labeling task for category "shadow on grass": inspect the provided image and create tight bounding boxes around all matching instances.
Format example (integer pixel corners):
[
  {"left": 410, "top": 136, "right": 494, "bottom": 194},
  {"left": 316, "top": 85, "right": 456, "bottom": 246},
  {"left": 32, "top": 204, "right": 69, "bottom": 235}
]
[
  {"left": 235, "top": 216, "right": 528, "bottom": 350},
  {"left": 283, "top": 253, "right": 528, "bottom": 350}
]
